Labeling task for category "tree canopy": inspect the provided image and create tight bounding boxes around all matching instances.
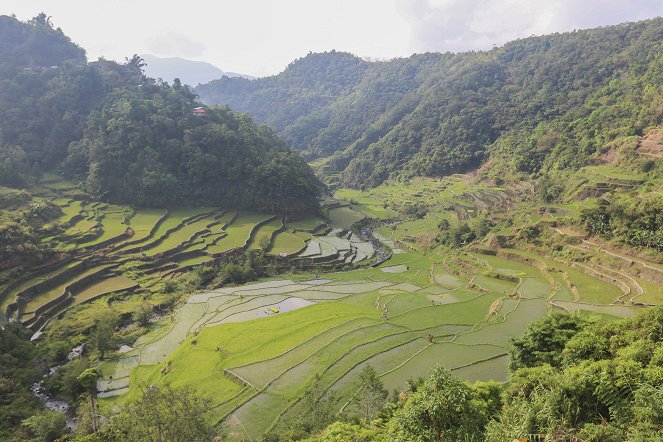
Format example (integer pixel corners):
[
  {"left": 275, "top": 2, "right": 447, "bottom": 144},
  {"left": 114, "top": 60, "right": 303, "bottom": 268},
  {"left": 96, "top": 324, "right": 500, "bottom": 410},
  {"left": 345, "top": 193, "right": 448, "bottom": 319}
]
[
  {"left": 0, "top": 14, "right": 322, "bottom": 215},
  {"left": 197, "top": 19, "right": 663, "bottom": 188}
]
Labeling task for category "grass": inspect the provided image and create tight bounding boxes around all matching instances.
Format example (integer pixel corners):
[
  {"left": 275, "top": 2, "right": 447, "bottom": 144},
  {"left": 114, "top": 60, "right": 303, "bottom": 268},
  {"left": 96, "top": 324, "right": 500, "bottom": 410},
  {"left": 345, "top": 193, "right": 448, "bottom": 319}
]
[
  {"left": 177, "top": 255, "right": 215, "bottom": 267},
  {"left": 96, "top": 229, "right": 652, "bottom": 434},
  {"left": 587, "top": 165, "right": 646, "bottom": 181},
  {"left": 381, "top": 342, "right": 508, "bottom": 389},
  {"left": 21, "top": 264, "right": 113, "bottom": 317},
  {"left": 389, "top": 293, "right": 500, "bottom": 329},
  {"left": 206, "top": 213, "right": 272, "bottom": 254},
  {"left": 286, "top": 217, "right": 324, "bottom": 231},
  {"left": 143, "top": 214, "right": 218, "bottom": 256},
  {"left": 327, "top": 206, "right": 365, "bottom": 228},
  {"left": 73, "top": 276, "right": 137, "bottom": 305},
  {"left": 248, "top": 218, "right": 283, "bottom": 250},
  {"left": 5, "top": 171, "right": 659, "bottom": 436},
  {"left": 77, "top": 205, "right": 132, "bottom": 247},
  {"left": 111, "top": 209, "right": 166, "bottom": 246},
  {"left": 118, "top": 302, "right": 374, "bottom": 404},
  {"left": 135, "top": 208, "right": 214, "bottom": 250},
  {"left": 269, "top": 230, "right": 311, "bottom": 255},
  {"left": 500, "top": 248, "right": 622, "bottom": 304}
]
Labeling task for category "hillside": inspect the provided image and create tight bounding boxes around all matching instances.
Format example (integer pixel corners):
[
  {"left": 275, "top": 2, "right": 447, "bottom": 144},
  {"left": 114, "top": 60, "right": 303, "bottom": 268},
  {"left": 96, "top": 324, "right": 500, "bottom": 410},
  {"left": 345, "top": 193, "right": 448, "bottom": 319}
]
[
  {"left": 1, "top": 11, "right": 663, "bottom": 442},
  {"left": 0, "top": 15, "right": 322, "bottom": 215},
  {"left": 197, "top": 18, "right": 663, "bottom": 188}
]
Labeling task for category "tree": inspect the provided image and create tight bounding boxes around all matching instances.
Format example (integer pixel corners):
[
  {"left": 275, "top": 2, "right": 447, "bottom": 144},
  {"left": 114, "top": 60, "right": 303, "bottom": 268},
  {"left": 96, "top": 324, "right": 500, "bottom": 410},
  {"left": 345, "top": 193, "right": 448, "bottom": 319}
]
[
  {"left": 510, "top": 312, "right": 589, "bottom": 370},
  {"left": 77, "top": 368, "right": 100, "bottom": 432},
  {"left": 306, "top": 421, "right": 385, "bottom": 442},
  {"left": 125, "top": 54, "right": 146, "bottom": 72},
  {"left": 536, "top": 174, "right": 564, "bottom": 203},
  {"left": 388, "top": 366, "right": 483, "bottom": 441},
  {"left": 285, "top": 374, "right": 337, "bottom": 437},
  {"left": 133, "top": 302, "right": 153, "bottom": 326},
  {"left": 346, "top": 365, "right": 388, "bottom": 422},
  {"left": 21, "top": 409, "right": 67, "bottom": 442},
  {"left": 107, "top": 385, "right": 214, "bottom": 442},
  {"left": 89, "top": 309, "right": 118, "bottom": 360},
  {"left": 0, "top": 324, "right": 41, "bottom": 440}
]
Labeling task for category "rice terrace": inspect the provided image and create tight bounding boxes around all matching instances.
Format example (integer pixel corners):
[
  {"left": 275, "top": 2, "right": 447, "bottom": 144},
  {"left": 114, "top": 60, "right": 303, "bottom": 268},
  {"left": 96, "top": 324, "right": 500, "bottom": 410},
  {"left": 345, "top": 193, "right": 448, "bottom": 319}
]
[
  {"left": 5, "top": 161, "right": 663, "bottom": 439},
  {"left": 2, "top": 9, "right": 663, "bottom": 442}
]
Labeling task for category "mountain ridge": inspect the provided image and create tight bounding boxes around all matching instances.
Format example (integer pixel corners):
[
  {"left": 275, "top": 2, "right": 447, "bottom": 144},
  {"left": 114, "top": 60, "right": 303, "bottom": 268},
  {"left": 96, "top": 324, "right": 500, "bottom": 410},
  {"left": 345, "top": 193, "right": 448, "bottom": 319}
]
[
  {"left": 196, "top": 18, "right": 663, "bottom": 188},
  {"left": 140, "top": 53, "right": 254, "bottom": 86}
]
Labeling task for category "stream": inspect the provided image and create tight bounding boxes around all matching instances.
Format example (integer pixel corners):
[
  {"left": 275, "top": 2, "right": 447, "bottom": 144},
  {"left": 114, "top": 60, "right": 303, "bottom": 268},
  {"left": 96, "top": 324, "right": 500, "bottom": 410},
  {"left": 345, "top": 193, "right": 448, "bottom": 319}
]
[{"left": 31, "top": 344, "right": 84, "bottom": 429}]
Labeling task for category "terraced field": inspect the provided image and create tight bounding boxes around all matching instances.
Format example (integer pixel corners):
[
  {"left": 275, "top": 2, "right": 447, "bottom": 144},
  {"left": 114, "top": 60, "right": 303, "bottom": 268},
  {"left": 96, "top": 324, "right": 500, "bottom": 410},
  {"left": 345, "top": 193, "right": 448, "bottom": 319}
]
[
  {"left": 0, "top": 186, "right": 382, "bottom": 330},
  {"left": 98, "top": 245, "right": 590, "bottom": 439},
  {"left": 5, "top": 169, "right": 661, "bottom": 440},
  {"left": 110, "top": 238, "right": 657, "bottom": 440}
]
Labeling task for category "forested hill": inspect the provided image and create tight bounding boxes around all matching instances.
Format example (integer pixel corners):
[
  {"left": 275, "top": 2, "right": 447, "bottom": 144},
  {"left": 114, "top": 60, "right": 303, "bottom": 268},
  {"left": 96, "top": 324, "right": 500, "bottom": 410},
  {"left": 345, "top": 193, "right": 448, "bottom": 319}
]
[
  {"left": 197, "top": 19, "right": 663, "bottom": 188},
  {"left": 0, "top": 14, "right": 322, "bottom": 214},
  {"left": 196, "top": 51, "right": 370, "bottom": 134}
]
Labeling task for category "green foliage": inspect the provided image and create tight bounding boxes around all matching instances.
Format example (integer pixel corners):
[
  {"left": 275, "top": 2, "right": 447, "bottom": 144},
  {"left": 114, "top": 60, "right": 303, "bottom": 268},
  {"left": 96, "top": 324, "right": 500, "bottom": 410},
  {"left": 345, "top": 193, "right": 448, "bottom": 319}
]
[
  {"left": 43, "top": 358, "right": 88, "bottom": 403},
  {"left": 470, "top": 381, "right": 503, "bottom": 423},
  {"left": 283, "top": 375, "right": 337, "bottom": 439},
  {"left": 489, "top": 307, "right": 663, "bottom": 440},
  {"left": 510, "top": 313, "right": 589, "bottom": 370},
  {"left": 387, "top": 366, "right": 484, "bottom": 441},
  {"left": 536, "top": 174, "right": 564, "bottom": 203},
  {"left": 0, "top": 324, "right": 41, "bottom": 441},
  {"left": 303, "top": 421, "right": 385, "bottom": 442},
  {"left": 132, "top": 302, "right": 153, "bottom": 326},
  {"left": 436, "top": 216, "right": 493, "bottom": 248},
  {"left": 0, "top": 15, "right": 321, "bottom": 215},
  {"left": 89, "top": 309, "right": 118, "bottom": 360},
  {"left": 197, "top": 19, "right": 663, "bottom": 188},
  {"left": 0, "top": 221, "right": 52, "bottom": 270},
  {"left": 76, "top": 368, "right": 99, "bottom": 393},
  {"left": 21, "top": 409, "right": 68, "bottom": 442},
  {"left": 196, "top": 51, "right": 370, "bottom": 155},
  {"left": 345, "top": 365, "right": 388, "bottom": 422},
  {"left": 581, "top": 194, "right": 663, "bottom": 251},
  {"left": 105, "top": 385, "right": 214, "bottom": 441},
  {"left": 66, "top": 85, "right": 322, "bottom": 214}
]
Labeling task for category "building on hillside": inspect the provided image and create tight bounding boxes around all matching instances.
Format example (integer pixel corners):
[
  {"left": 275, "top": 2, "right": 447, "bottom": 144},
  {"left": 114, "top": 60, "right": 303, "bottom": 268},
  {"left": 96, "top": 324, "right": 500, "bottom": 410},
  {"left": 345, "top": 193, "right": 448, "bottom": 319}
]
[{"left": 192, "top": 106, "right": 207, "bottom": 117}]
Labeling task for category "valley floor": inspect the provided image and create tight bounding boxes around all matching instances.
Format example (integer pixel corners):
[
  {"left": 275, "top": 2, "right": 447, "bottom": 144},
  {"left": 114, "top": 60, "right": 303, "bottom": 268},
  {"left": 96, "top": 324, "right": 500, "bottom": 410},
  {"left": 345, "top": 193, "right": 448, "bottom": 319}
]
[
  {"left": 3, "top": 166, "right": 661, "bottom": 440},
  {"left": 95, "top": 172, "right": 661, "bottom": 439}
]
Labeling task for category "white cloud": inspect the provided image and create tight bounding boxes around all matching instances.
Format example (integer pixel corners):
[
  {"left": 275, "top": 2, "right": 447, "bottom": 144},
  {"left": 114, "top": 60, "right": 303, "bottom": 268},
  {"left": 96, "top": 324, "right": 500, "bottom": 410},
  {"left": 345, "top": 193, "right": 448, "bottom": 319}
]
[
  {"left": 1, "top": 1, "right": 662, "bottom": 76},
  {"left": 146, "top": 32, "right": 206, "bottom": 58},
  {"left": 397, "top": 0, "right": 663, "bottom": 53}
]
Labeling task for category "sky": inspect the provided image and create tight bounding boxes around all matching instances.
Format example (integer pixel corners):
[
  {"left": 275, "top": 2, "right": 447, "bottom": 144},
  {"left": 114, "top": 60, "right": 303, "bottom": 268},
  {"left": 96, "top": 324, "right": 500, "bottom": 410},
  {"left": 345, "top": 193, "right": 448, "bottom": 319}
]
[{"left": 2, "top": 0, "right": 663, "bottom": 77}]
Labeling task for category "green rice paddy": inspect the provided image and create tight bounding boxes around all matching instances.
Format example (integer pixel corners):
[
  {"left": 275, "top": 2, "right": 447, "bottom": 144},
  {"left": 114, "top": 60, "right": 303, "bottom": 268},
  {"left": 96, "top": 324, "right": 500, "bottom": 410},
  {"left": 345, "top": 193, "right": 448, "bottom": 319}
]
[
  {"left": 6, "top": 174, "right": 661, "bottom": 440},
  {"left": 269, "top": 230, "right": 311, "bottom": 255}
]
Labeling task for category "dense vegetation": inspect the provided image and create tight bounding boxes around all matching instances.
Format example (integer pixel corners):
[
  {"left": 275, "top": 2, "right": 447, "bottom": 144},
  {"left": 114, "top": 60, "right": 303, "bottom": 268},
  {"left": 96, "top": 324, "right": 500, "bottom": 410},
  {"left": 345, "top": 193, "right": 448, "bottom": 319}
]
[
  {"left": 0, "top": 325, "right": 42, "bottom": 441},
  {"left": 198, "top": 19, "right": 663, "bottom": 188},
  {"left": 1, "top": 11, "right": 662, "bottom": 442},
  {"left": 581, "top": 195, "right": 663, "bottom": 251},
  {"left": 0, "top": 14, "right": 322, "bottom": 215},
  {"left": 63, "top": 81, "right": 321, "bottom": 213},
  {"left": 267, "top": 310, "right": 663, "bottom": 441}
]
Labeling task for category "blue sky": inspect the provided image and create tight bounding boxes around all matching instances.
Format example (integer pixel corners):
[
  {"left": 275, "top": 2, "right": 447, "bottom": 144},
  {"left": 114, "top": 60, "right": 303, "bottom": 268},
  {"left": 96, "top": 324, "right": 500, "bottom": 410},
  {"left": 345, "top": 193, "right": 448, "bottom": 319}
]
[{"left": 3, "top": 0, "right": 663, "bottom": 77}]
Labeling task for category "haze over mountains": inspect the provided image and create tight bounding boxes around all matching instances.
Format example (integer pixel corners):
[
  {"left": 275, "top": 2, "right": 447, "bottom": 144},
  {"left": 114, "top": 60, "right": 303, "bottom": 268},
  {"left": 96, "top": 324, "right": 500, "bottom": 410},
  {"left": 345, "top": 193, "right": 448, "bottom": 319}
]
[{"left": 141, "top": 53, "right": 254, "bottom": 86}]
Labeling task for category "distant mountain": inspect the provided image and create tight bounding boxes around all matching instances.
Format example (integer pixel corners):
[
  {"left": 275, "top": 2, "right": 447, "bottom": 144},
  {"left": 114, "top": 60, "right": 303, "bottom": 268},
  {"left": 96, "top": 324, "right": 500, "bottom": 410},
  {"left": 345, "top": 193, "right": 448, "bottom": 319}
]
[{"left": 140, "top": 54, "right": 254, "bottom": 86}]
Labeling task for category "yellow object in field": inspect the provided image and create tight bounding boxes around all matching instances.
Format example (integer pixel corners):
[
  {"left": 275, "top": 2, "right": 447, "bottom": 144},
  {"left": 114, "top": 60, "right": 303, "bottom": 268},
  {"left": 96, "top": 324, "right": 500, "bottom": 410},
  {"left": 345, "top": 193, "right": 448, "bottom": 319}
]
[{"left": 268, "top": 307, "right": 280, "bottom": 314}]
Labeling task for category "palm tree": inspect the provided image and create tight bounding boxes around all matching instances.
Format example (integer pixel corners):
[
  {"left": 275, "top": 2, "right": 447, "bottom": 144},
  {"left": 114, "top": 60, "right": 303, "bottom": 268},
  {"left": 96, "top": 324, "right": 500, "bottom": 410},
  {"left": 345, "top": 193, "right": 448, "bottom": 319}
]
[{"left": 125, "top": 54, "right": 147, "bottom": 72}]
